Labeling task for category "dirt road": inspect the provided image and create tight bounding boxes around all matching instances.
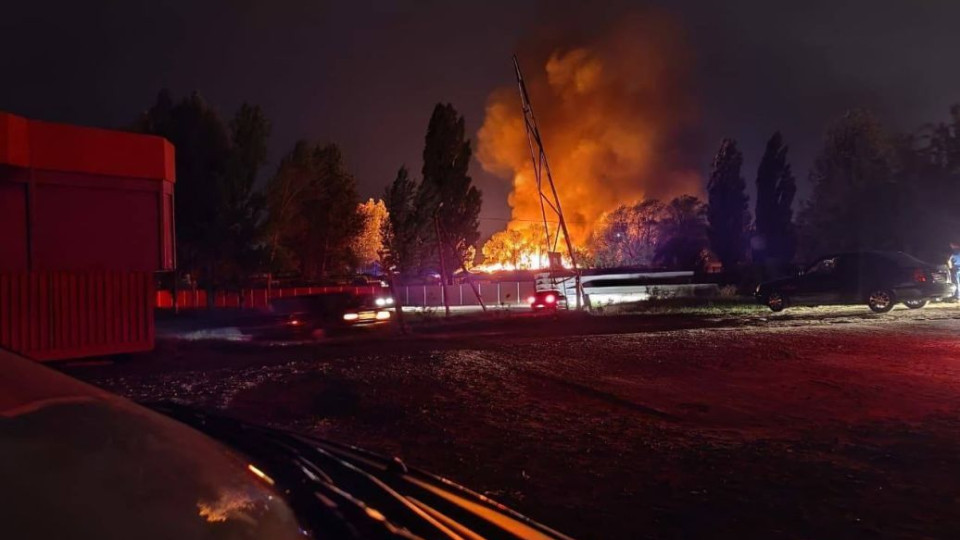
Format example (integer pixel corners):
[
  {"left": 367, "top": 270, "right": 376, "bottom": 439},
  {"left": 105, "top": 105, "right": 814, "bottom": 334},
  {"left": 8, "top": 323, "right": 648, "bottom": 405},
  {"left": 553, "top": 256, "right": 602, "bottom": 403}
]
[{"left": 62, "top": 305, "right": 960, "bottom": 539}]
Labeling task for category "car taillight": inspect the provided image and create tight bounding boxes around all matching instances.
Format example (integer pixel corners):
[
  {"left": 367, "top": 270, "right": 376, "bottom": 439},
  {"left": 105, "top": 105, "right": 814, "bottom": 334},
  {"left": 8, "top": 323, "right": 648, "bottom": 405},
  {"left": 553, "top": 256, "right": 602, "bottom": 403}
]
[
  {"left": 287, "top": 318, "right": 302, "bottom": 326},
  {"left": 546, "top": 294, "right": 556, "bottom": 303},
  {"left": 913, "top": 268, "right": 927, "bottom": 283},
  {"left": 527, "top": 296, "right": 536, "bottom": 304}
]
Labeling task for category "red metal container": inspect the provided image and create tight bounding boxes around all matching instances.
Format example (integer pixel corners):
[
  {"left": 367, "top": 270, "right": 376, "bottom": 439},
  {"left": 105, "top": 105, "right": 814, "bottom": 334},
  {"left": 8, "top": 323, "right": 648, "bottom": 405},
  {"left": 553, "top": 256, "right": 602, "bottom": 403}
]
[{"left": 0, "top": 111, "right": 174, "bottom": 360}]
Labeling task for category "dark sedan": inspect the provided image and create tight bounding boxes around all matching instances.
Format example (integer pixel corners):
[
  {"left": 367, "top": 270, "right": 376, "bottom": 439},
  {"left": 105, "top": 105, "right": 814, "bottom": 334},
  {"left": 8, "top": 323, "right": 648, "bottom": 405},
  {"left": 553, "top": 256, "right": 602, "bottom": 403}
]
[{"left": 755, "top": 251, "right": 955, "bottom": 313}]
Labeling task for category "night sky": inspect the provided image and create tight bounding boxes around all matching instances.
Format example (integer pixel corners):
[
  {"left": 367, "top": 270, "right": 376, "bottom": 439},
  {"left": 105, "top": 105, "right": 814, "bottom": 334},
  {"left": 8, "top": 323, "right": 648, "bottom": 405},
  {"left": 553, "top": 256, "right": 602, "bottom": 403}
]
[{"left": 3, "top": 0, "right": 960, "bottom": 238}]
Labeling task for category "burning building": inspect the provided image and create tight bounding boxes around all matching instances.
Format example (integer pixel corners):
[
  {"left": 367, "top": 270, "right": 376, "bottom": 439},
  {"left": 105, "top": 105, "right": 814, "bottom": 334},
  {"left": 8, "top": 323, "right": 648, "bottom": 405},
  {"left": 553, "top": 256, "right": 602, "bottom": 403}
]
[{"left": 477, "top": 10, "right": 704, "bottom": 269}]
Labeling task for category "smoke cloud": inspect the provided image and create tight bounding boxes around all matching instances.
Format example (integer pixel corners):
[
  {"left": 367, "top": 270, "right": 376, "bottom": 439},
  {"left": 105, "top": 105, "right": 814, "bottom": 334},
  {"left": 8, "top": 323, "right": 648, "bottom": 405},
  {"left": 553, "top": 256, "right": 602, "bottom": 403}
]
[{"left": 476, "top": 9, "right": 703, "bottom": 247}]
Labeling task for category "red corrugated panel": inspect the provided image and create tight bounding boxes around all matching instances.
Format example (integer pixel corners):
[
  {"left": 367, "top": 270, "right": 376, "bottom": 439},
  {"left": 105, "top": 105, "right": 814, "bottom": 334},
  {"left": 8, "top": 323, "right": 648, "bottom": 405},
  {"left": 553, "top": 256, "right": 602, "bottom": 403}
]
[{"left": 0, "top": 271, "right": 153, "bottom": 361}]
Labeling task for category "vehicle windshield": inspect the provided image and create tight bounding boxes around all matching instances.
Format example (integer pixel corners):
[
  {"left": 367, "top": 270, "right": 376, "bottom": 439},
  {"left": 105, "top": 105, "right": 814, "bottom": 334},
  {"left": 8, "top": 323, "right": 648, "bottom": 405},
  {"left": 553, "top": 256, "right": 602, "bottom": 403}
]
[
  {"left": 805, "top": 256, "right": 838, "bottom": 275},
  {"left": 879, "top": 251, "right": 934, "bottom": 267}
]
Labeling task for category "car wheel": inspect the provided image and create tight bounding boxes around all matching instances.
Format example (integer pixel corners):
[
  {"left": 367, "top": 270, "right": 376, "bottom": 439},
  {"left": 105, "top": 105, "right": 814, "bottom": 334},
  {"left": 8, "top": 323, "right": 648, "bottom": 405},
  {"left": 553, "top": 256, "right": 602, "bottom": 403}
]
[
  {"left": 766, "top": 291, "right": 786, "bottom": 312},
  {"left": 903, "top": 299, "right": 927, "bottom": 309},
  {"left": 867, "top": 289, "right": 895, "bottom": 313}
]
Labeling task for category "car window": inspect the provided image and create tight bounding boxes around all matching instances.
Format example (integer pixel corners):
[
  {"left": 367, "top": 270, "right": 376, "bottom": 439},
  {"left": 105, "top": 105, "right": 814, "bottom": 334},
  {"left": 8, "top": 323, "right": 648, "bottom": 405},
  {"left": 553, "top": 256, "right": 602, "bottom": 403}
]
[
  {"left": 806, "top": 257, "right": 838, "bottom": 276},
  {"left": 880, "top": 251, "right": 931, "bottom": 268}
]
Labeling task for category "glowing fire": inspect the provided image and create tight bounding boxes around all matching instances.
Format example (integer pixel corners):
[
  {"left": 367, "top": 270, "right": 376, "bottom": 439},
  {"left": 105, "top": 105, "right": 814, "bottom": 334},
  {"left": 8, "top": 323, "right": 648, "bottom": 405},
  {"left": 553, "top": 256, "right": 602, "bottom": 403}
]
[
  {"left": 477, "top": 225, "right": 576, "bottom": 271},
  {"left": 476, "top": 9, "right": 702, "bottom": 270}
]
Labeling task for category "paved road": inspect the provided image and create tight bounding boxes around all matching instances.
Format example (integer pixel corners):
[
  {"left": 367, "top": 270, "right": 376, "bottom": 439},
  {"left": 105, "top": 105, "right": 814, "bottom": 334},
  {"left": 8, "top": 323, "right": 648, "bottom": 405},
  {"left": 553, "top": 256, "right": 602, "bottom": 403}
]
[{"left": 62, "top": 305, "right": 960, "bottom": 539}]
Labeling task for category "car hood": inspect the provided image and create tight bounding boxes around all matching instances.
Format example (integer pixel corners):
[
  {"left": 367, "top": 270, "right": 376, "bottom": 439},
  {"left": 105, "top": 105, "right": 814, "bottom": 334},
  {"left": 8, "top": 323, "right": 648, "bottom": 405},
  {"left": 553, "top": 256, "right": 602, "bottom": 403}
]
[
  {"left": 153, "top": 402, "right": 573, "bottom": 540},
  {"left": 0, "top": 347, "right": 571, "bottom": 539},
  {"left": 0, "top": 348, "right": 305, "bottom": 540}
]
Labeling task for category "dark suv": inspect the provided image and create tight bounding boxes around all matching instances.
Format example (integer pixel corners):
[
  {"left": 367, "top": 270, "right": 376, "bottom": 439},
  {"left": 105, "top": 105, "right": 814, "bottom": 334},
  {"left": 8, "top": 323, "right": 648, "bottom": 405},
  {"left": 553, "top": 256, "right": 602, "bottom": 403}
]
[{"left": 755, "top": 251, "right": 955, "bottom": 313}]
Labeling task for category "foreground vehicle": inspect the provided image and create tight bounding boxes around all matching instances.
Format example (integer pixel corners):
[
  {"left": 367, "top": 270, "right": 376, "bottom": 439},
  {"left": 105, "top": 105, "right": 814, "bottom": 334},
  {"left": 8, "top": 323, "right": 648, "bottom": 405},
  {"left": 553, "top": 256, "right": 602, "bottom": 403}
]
[
  {"left": 756, "top": 251, "right": 955, "bottom": 313},
  {"left": 0, "top": 347, "right": 572, "bottom": 539},
  {"left": 242, "top": 292, "right": 392, "bottom": 340}
]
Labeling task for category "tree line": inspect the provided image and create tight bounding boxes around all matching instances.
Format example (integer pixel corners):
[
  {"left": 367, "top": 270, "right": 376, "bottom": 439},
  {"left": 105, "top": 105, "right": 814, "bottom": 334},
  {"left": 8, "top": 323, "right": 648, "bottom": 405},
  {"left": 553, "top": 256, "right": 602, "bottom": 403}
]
[
  {"left": 590, "top": 106, "right": 960, "bottom": 277},
  {"left": 136, "top": 91, "right": 482, "bottom": 290},
  {"left": 138, "top": 88, "right": 960, "bottom": 288}
]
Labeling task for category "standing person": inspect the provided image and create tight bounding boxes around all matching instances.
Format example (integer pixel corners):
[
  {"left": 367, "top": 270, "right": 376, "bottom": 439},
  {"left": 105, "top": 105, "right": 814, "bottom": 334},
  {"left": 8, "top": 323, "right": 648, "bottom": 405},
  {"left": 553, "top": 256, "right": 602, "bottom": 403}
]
[{"left": 949, "top": 243, "right": 960, "bottom": 301}]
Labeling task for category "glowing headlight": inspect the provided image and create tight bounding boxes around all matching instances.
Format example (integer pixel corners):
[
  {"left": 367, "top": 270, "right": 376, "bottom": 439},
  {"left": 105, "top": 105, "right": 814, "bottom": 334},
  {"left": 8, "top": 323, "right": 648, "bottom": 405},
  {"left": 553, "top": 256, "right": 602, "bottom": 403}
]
[
  {"left": 343, "top": 313, "right": 359, "bottom": 321},
  {"left": 386, "top": 297, "right": 394, "bottom": 305},
  {"left": 375, "top": 298, "right": 386, "bottom": 307},
  {"left": 375, "top": 311, "right": 391, "bottom": 320}
]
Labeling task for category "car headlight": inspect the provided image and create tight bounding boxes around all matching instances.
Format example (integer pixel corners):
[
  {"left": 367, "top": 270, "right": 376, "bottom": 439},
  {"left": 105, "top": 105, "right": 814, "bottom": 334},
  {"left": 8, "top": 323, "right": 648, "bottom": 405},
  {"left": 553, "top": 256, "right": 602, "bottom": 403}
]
[
  {"left": 375, "top": 311, "right": 391, "bottom": 320},
  {"left": 343, "top": 313, "right": 359, "bottom": 321},
  {"left": 375, "top": 298, "right": 386, "bottom": 307}
]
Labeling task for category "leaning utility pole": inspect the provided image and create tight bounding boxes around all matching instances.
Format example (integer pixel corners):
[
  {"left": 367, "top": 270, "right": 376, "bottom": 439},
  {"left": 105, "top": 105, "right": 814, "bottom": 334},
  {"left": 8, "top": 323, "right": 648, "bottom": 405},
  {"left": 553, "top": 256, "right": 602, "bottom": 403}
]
[
  {"left": 512, "top": 54, "right": 582, "bottom": 308},
  {"left": 434, "top": 209, "right": 451, "bottom": 318}
]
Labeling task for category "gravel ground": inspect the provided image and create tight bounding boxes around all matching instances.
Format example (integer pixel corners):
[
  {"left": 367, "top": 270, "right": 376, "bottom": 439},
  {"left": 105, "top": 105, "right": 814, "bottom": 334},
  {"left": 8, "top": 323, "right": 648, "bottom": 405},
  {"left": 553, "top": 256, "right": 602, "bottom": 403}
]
[{"left": 61, "top": 304, "right": 960, "bottom": 539}]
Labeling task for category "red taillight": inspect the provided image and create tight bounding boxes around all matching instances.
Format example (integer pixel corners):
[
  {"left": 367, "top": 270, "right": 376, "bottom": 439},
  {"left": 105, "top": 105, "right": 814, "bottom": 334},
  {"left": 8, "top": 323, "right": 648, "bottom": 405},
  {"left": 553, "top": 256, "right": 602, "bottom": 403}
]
[
  {"left": 287, "top": 318, "right": 302, "bottom": 326},
  {"left": 913, "top": 268, "right": 927, "bottom": 283},
  {"left": 545, "top": 294, "right": 556, "bottom": 303}
]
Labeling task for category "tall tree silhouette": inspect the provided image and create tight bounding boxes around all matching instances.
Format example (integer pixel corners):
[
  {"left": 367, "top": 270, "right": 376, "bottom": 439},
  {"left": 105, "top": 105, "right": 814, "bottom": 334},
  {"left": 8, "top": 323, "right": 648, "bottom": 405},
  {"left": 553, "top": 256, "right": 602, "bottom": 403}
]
[
  {"left": 382, "top": 166, "right": 423, "bottom": 277},
  {"left": 798, "top": 109, "right": 898, "bottom": 259},
  {"left": 754, "top": 132, "right": 797, "bottom": 268},
  {"left": 136, "top": 90, "right": 231, "bottom": 287},
  {"left": 707, "top": 139, "right": 750, "bottom": 272},
  {"left": 417, "top": 103, "right": 482, "bottom": 279},
  {"left": 265, "top": 141, "right": 361, "bottom": 280}
]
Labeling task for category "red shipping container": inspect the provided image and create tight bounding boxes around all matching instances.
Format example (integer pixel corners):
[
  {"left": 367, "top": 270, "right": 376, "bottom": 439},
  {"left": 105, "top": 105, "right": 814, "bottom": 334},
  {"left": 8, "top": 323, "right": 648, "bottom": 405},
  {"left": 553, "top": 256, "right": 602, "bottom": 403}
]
[{"left": 0, "top": 111, "right": 174, "bottom": 360}]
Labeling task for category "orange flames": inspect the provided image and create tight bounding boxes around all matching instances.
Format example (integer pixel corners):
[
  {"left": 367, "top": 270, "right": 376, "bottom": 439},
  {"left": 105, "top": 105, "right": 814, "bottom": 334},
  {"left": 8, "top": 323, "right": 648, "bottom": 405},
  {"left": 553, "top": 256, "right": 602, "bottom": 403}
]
[{"left": 476, "top": 11, "right": 703, "bottom": 269}]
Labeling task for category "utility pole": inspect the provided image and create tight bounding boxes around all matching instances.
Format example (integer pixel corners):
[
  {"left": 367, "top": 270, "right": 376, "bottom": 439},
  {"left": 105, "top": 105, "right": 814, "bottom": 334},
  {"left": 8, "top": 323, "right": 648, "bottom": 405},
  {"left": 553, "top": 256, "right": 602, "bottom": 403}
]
[
  {"left": 513, "top": 54, "right": 582, "bottom": 308},
  {"left": 378, "top": 248, "right": 408, "bottom": 334},
  {"left": 434, "top": 207, "right": 451, "bottom": 318}
]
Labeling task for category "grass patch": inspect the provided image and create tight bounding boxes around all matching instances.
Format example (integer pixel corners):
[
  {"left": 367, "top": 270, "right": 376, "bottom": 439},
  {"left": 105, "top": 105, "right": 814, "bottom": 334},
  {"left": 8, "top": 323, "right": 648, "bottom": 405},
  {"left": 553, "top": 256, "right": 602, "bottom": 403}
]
[{"left": 593, "top": 297, "right": 766, "bottom": 317}]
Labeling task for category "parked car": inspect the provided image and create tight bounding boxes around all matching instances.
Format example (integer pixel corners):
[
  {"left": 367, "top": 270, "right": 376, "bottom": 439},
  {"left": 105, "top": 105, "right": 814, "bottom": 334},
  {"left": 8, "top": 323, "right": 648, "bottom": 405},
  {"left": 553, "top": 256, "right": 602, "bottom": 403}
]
[
  {"left": 528, "top": 290, "right": 566, "bottom": 311},
  {"left": 242, "top": 292, "right": 391, "bottom": 340},
  {"left": 755, "top": 251, "right": 955, "bottom": 313},
  {"left": 0, "top": 347, "right": 572, "bottom": 539}
]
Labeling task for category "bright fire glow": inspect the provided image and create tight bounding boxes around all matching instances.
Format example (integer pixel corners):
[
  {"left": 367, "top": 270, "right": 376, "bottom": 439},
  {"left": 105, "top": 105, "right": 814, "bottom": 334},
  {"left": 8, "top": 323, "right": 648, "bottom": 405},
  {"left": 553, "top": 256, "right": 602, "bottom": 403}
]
[
  {"left": 477, "top": 225, "right": 575, "bottom": 272},
  {"left": 475, "top": 11, "right": 702, "bottom": 271}
]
